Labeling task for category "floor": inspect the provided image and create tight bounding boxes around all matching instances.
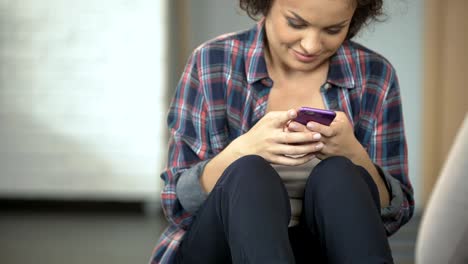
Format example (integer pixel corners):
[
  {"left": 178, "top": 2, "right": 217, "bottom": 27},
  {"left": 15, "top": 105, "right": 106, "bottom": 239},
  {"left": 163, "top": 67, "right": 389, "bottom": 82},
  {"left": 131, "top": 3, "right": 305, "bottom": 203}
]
[{"left": 0, "top": 200, "right": 421, "bottom": 264}]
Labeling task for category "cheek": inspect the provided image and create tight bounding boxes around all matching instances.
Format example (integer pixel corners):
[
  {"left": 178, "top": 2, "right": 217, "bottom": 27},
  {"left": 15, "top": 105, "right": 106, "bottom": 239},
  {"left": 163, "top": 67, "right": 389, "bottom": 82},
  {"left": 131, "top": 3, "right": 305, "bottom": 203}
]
[
  {"left": 322, "top": 35, "right": 347, "bottom": 52},
  {"left": 272, "top": 24, "right": 300, "bottom": 46},
  {"left": 278, "top": 31, "right": 300, "bottom": 46}
]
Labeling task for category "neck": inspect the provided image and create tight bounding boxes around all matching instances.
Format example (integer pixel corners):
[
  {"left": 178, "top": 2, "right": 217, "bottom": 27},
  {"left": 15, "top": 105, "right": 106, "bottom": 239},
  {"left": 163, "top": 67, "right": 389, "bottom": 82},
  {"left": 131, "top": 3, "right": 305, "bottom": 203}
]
[
  {"left": 264, "top": 42, "right": 329, "bottom": 82},
  {"left": 265, "top": 52, "right": 329, "bottom": 83}
]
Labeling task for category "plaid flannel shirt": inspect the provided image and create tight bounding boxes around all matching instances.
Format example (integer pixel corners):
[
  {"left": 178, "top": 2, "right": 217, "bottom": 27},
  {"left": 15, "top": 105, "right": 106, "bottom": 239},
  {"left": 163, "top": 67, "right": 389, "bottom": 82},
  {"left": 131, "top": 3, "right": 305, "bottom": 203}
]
[{"left": 150, "top": 19, "right": 414, "bottom": 264}]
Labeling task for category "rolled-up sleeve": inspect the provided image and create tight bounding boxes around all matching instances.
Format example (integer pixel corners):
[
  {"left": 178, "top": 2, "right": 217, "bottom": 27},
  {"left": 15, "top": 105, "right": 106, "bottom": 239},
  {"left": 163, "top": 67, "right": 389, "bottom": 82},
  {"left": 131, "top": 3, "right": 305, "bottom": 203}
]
[
  {"left": 160, "top": 49, "right": 212, "bottom": 229},
  {"left": 176, "top": 160, "right": 210, "bottom": 214},
  {"left": 376, "top": 165, "right": 412, "bottom": 235},
  {"left": 370, "top": 69, "right": 414, "bottom": 236}
]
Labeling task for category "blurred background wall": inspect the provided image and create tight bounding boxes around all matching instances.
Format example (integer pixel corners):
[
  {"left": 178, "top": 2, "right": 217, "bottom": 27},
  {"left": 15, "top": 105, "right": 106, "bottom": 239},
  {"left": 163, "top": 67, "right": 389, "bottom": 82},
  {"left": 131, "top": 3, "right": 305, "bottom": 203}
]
[
  {"left": 0, "top": 0, "right": 167, "bottom": 202},
  {"left": 422, "top": 0, "right": 468, "bottom": 205}
]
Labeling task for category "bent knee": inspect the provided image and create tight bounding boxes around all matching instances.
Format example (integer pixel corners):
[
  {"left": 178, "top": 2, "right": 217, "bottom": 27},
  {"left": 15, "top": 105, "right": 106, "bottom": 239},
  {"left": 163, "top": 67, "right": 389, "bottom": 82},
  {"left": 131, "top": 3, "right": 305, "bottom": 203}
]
[
  {"left": 307, "top": 156, "right": 363, "bottom": 190},
  {"left": 220, "top": 155, "right": 280, "bottom": 185},
  {"left": 231, "top": 154, "right": 269, "bottom": 168},
  {"left": 318, "top": 156, "right": 354, "bottom": 170}
]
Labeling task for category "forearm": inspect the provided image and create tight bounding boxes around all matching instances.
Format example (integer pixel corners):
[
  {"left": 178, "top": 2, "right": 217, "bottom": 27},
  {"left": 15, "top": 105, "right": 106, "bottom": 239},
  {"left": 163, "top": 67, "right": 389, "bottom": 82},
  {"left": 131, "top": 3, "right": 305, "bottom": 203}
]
[
  {"left": 200, "top": 138, "right": 244, "bottom": 193},
  {"left": 350, "top": 145, "right": 390, "bottom": 207}
]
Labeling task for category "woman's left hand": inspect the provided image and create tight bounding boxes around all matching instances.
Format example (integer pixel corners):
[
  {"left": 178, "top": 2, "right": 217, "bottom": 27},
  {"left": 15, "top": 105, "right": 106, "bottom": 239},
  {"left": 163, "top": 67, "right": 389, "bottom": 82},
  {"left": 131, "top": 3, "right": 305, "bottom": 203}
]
[
  {"left": 287, "top": 111, "right": 363, "bottom": 160},
  {"left": 288, "top": 110, "right": 390, "bottom": 207}
]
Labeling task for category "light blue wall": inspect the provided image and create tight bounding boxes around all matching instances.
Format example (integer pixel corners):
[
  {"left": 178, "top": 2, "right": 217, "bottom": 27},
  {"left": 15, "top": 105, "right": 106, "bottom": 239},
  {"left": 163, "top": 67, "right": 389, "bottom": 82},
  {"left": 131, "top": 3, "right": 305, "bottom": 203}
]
[
  {"left": 187, "top": 0, "right": 423, "bottom": 209},
  {"left": 187, "top": 0, "right": 252, "bottom": 51},
  {"left": 353, "top": 1, "right": 423, "bottom": 209}
]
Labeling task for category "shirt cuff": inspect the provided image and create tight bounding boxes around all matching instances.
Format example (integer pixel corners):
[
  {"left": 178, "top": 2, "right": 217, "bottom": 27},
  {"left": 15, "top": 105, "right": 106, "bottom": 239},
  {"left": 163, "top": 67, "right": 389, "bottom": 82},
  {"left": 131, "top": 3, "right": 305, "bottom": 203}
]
[
  {"left": 176, "top": 159, "right": 210, "bottom": 214},
  {"left": 376, "top": 165, "right": 405, "bottom": 220}
]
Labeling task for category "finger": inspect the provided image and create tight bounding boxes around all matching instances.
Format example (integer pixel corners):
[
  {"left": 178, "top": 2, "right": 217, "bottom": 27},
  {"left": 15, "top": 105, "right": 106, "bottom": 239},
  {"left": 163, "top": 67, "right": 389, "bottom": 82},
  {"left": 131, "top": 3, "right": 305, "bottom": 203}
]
[
  {"left": 314, "top": 143, "right": 330, "bottom": 160},
  {"left": 271, "top": 153, "right": 316, "bottom": 166},
  {"left": 315, "top": 153, "right": 328, "bottom": 160},
  {"left": 315, "top": 142, "right": 334, "bottom": 160},
  {"left": 315, "top": 141, "right": 324, "bottom": 152},
  {"left": 276, "top": 141, "right": 323, "bottom": 156},
  {"left": 287, "top": 121, "right": 307, "bottom": 132},
  {"left": 269, "top": 109, "right": 297, "bottom": 127},
  {"left": 306, "top": 122, "right": 335, "bottom": 137},
  {"left": 280, "top": 130, "right": 322, "bottom": 144}
]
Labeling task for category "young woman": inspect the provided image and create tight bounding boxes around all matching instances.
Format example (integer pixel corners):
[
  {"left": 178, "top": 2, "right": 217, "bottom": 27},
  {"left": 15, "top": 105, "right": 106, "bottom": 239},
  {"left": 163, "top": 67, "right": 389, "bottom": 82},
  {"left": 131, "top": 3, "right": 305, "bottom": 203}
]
[{"left": 151, "top": 0, "right": 414, "bottom": 263}]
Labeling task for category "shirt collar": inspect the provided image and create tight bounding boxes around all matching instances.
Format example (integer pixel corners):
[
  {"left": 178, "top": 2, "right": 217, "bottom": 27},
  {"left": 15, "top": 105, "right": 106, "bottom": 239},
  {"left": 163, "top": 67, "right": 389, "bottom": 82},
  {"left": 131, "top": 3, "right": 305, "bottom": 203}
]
[
  {"left": 245, "top": 18, "right": 269, "bottom": 84},
  {"left": 327, "top": 41, "right": 356, "bottom": 89},
  {"left": 245, "top": 19, "right": 356, "bottom": 89}
]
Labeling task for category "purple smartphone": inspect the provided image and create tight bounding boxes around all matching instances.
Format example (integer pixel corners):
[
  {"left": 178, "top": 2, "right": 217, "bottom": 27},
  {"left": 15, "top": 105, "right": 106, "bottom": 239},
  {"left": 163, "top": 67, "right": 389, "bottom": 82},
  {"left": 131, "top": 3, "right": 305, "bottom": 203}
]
[{"left": 293, "top": 107, "right": 336, "bottom": 126}]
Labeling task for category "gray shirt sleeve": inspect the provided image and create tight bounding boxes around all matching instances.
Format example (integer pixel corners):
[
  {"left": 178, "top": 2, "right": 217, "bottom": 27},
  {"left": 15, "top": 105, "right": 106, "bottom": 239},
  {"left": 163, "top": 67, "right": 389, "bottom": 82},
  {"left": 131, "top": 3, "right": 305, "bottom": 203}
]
[
  {"left": 176, "top": 159, "right": 211, "bottom": 214},
  {"left": 376, "top": 165, "right": 405, "bottom": 221}
]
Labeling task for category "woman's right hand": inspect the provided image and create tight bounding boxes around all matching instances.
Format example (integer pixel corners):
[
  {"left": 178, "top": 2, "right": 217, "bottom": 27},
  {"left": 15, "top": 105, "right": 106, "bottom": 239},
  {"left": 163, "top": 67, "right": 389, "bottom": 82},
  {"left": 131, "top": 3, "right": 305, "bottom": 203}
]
[
  {"left": 226, "top": 109, "right": 322, "bottom": 166},
  {"left": 202, "top": 109, "right": 323, "bottom": 192}
]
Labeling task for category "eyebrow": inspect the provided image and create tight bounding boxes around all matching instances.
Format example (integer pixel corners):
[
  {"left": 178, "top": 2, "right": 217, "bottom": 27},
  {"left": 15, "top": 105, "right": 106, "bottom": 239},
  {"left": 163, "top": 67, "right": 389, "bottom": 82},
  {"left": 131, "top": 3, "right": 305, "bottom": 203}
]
[{"left": 290, "top": 11, "right": 350, "bottom": 27}]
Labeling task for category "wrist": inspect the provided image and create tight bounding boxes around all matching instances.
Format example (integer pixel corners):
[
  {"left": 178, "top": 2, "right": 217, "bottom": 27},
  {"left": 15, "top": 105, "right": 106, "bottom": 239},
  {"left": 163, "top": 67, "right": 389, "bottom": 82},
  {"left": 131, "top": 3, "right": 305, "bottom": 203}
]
[
  {"left": 348, "top": 140, "right": 367, "bottom": 164},
  {"left": 350, "top": 144, "right": 390, "bottom": 207},
  {"left": 227, "top": 135, "right": 250, "bottom": 159}
]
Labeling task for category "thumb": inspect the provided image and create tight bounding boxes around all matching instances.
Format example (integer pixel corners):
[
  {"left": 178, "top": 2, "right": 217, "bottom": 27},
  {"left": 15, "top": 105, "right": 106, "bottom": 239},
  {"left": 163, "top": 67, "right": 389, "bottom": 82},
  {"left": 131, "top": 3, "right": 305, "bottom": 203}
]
[{"left": 270, "top": 109, "right": 297, "bottom": 126}]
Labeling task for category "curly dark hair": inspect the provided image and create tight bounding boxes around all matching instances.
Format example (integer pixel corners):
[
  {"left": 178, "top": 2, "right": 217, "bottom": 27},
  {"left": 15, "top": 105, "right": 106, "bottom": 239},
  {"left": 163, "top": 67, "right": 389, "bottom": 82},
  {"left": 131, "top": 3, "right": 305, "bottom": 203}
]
[{"left": 239, "top": 0, "right": 384, "bottom": 39}]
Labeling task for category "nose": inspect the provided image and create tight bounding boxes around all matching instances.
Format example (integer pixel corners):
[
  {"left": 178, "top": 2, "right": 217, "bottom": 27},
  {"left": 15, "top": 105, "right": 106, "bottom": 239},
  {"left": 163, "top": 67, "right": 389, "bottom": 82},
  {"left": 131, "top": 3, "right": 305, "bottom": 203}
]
[{"left": 300, "top": 30, "right": 322, "bottom": 55}]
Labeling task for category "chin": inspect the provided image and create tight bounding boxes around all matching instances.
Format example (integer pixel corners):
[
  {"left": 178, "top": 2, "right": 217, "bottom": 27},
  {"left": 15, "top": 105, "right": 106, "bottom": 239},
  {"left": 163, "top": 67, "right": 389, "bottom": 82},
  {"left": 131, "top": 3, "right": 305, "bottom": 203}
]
[{"left": 290, "top": 60, "right": 323, "bottom": 72}]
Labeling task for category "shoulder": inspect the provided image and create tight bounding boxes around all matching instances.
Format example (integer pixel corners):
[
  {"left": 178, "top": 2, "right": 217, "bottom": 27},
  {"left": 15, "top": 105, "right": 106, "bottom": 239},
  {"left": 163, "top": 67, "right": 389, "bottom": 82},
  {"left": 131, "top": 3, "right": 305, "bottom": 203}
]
[
  {"left": 190, "top": 26, "right": 256, "bottom": 64},
  {"left": 333, "top": 40, "right": 398, "bottom": 94},
  {"left": 343, "top": 41, "right": 397, "bottom": 78}
]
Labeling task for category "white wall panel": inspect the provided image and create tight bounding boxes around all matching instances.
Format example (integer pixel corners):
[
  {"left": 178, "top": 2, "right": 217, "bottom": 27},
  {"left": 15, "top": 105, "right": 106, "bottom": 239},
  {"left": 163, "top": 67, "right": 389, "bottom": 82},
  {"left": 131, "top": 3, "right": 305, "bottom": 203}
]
[{"left": 0, "top": 0, "right": 167, "bottom": 200}]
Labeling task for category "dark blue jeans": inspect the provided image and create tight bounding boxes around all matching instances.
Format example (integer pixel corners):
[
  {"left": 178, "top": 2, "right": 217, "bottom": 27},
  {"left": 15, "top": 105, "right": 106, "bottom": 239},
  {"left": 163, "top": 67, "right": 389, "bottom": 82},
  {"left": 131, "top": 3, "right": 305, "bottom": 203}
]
[{"left": 175, "top": 155, "right": 393, "bottom": 264}]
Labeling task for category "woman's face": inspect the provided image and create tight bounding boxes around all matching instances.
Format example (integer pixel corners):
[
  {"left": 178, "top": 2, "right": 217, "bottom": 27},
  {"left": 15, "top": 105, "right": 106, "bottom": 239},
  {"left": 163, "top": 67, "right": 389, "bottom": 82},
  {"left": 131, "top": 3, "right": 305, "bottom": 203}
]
[{"left": 264, "top": 0, "right": 356, "bottom": 73}]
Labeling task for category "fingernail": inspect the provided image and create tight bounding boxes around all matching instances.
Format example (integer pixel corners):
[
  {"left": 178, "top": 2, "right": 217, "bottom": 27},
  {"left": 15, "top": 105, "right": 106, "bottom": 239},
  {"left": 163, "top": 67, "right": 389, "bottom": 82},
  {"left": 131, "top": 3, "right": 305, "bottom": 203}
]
[
  {"left": 313, "top": 133, "right": 321, "bottom": 140},
  {"left": 316, "top": 143, "right": 323, "bottom": 150},
  {"left": 307, "top": 123, "right": 315, "bottom": 129}
]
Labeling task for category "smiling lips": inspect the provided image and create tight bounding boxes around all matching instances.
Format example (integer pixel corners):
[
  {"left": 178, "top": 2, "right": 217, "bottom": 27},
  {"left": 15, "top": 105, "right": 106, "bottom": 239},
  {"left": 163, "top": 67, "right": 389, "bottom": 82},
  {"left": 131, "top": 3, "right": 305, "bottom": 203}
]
[{"left": 291, "top": 49, "right": 320, "bottom": 63}]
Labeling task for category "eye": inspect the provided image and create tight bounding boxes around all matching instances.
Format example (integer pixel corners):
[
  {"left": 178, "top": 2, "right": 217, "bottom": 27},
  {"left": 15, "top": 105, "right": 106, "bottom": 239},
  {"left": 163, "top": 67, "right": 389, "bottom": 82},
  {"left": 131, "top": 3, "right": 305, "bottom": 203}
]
[
  {"left": 325, "top": 27, "right": 343, "bottom": 35},
  {"left": 286, "top": 18, "right": 306, "bottom": 29}
]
